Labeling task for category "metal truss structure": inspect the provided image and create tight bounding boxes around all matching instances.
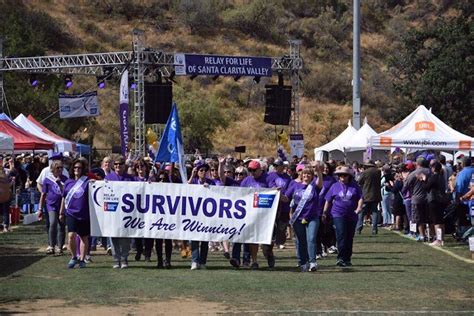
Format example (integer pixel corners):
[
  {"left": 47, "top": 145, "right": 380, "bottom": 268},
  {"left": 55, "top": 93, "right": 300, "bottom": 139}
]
[{"left": 0, "top": 30, "right": 302, "bottom": 156}]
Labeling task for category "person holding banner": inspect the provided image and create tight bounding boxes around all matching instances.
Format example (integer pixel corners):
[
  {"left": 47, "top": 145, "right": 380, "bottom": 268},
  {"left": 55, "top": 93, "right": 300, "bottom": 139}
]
[
  {"left": 282, "top": 164, "right": 323, "bottom": 272},
  {"left": 323, "top": 166, "right": 363, "bottom": 267},
  {"left": 133, "top": 159, "right": 153, "bottom": 262},
  {"left": 38, "top": 160, "right": 67, "bottom": 256},
  {"left": 188, "top": 160, "right": 215, "bottom": 270},
  {"left": 59, "top": 158, "right": 90, "bottom": 269},
  {"left": 105, "top": 156, "right": 135, "bottom": 269}
]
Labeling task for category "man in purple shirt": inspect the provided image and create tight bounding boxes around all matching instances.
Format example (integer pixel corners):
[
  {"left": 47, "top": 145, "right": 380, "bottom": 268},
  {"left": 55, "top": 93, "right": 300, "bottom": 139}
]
[{"left": 105, "top": 156, "right": 135, "bottom": 269}]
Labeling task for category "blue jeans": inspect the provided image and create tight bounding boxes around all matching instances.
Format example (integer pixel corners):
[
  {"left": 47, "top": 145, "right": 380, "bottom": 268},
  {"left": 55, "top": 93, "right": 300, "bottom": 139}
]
[
  {"left": 356, "top": 201, "right": 379, "bottom": 233},
  {"left": 231, "top": 243, "right": 250, "bottom": 265},
  {"left": 191, "top": 241, "right": 209, "bottom": 264},
  {"left": 333, "top": 217, "right": 357, "bottom": 263},
  {"left": 381, "top": 193, "right": 393, "bottom": 225},
  {"left": 293, "top": 218, "right": 320, "bottom": 266}
]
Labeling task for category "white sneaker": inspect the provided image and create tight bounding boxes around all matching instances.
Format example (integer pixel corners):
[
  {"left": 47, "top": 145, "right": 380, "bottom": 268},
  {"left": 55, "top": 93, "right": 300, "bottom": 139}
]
[
  {"left": 121, "top": 262, "right": 128, "bottom": 269},
  {"left": 113, "top": 263, "right": 121, "bottom": 269},
  {"left": 321, "top": 251, "right": 328, "bottom": 258},
  {"left": 279, "top": 244, "right": 286, "bottom": 249},
  {"left": 309, "top": 262, "right": 318, "bottom": 272},
  {"left": 191, "top": 262, "right": 199, "bottom": 270},
  {"left": 84, "top": 255, "right": 93, "bottom": 263},
  {"left": 328, "top": 246, "right": 338, "bottom": 254}
]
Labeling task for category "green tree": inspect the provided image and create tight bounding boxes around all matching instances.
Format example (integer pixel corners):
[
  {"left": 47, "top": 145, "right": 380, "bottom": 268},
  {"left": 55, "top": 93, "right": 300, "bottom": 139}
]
[
  {"left": 390, "top": 17, "right": 474, "bottom": 135},
  {"left": 173, "top": 84, "right": 229, "bottom": 153}
]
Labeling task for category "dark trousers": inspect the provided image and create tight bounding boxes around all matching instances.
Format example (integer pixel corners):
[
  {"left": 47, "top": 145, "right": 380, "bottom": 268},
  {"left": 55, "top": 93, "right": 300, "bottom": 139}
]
[
  {"left": 156, "top": 239, "right": 172, "bottom": 263},
  {"left": 317, "top": 216, "right": 336, "bottom": 254},
  {"left": 231, "top": 243, "right": 250, "bottom": 265},
  {"left": 333, "top": 217, "right": 357, "bottom": 263},
  {"left": 135, "top": 238, "right": 154, "bottom": 258}
]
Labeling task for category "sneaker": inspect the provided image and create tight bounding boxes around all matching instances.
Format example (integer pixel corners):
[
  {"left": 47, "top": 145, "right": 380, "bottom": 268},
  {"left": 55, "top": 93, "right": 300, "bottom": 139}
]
[
  {"left": 121, "top": 262, "right": 128, "bottom": 269},
  {"left": 267, "top": 255, "right": 275, "bottom": 268},
  {"left": 301, "top": 263, "right": 309, "bottom": 272},
  {"left": 223, "top": 252, "right": 230, "bottom": 259},
  {"left": 157, "top": 260, "right": 164, "bottom": 269},
  {"left": 107, "top": 247, "right": 112, "bottom": 255},
  {"left": 46, "top": 246, "right": 54, "bottom": 255},
  {"left": 200, "top": 264, "right": 207, "bottom": 270},
  {"left": 242, "top": 261, "right": 250, "bottom": 268},
  {"left": 251, "top": 262, "right": 259, "bottom": 270},
  {"left": 62, "top": 245, "right": 67, "bottom": 251},
  {"left": 321, "top": 251, "right": 328, "bottom": 258},
  {"left": 309, "top": 262, "right": 318, "bottom": 272},
  {"left": 78, "top": 260, "right": 86, "bottom": 268},
  {"left": 113, "top": 263, "right": 121, "bottom": 269},
  {"left": 344, "top": 261, "right": 353, "bottom": 266},
  {"left": 164, "top": 260, "right": 172, "bottom": 269},
  {"left": 229, "top": 258, "right": 240, "bottom": 268},
  {"left": 135, "top": 253, "right": 141, "bottom": 261},
  {"left": 316, "top": 254, "right": 322, "bottom": 260},
  {"left": 67, "top": 257, "right": 78, "bottom": 269},
  {"left": 144, "top": 256, "right": 151, "bottom": 262},
  {"left": 279, "top": 244, "right": 286, "bottom": 249},
  {"left": 415, "top": 236, "right": 425, "bottom": 242},
  {"left": 191, "top": 262, "right": 199, "bottom": 270},
  {"left": 336, "top": 259, "right": 346, "bottom": 267},
  {"left": 84, "top": 255, "right": 93, "bottom": 263},
  {"left": 429, "top": 240, "right": 443, "bottom": 247},
  {"left": 328, "top": 246, "right": 338, "bottom": 254}
]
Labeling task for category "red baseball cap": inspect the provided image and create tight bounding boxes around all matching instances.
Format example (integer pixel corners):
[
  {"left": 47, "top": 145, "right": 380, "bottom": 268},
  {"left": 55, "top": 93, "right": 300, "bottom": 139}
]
[{"left": 248, "top": 160, "right": 261, "bottom": 170}]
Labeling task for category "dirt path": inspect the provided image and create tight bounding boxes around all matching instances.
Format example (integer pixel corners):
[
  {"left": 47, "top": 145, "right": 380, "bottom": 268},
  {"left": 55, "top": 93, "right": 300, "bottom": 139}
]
[{"left": 0, "top": 298, "right": 230, "bottom": 315}]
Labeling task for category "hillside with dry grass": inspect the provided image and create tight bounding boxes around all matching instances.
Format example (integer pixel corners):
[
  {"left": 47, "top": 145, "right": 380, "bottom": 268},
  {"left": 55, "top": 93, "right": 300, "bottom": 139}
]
[{"left": 1, "top": 0, "right": 471, "bottom": 157}]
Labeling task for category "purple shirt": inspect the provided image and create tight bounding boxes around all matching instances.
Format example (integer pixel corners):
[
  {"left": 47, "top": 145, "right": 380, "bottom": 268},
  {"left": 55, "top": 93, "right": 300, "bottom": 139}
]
[
  {"left": 105, "top": 172, "right": 136, "bottom": 182},
  {"left": 240, "top": 172, "right": 269, "bottom": 188},
  {"left": 317, "top": 175, "right": 337, "bottom": 213},
  {"left": 325, "top": 181, "right": 363, "bottom": 221},
  {"left": 42, "top": 174, "right": 68, "bottom": 212},
  {"left": 63, "top": 178, "right": 90, "bottom": 220},
  {"left": 189, "top": 177, "right": 215, "bottom": 186},
  {"left": 267, "top": 172, "right": 292, "bottom": 213},
  {"left": 223, "top": 177, "right": 240, "bottom": 187},
  {"left": 285, "top": 180, "right": 321, "bottom": 220}
]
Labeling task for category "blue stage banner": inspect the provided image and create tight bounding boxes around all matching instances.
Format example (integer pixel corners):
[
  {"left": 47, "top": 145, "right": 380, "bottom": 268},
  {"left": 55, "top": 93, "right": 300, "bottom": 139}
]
[{"left": 174, "top": 53, "right": 272, "bottom": 77}]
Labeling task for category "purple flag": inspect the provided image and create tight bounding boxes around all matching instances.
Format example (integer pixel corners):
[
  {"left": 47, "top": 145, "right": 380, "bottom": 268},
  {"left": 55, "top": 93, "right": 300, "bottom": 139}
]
[{"left": 119, "top": 70, "right": 129, "bottom": 157}]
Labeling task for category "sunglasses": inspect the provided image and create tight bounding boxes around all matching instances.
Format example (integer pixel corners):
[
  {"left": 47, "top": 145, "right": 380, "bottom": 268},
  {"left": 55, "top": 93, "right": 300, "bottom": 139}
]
[
  {"left": 55, "top": 166, "right": 64, "bottom": 169},
  {"left": 210, "top": 169, "right": 217, "bottom": 172},
  {"left": 224, "top": 170, "right": 233, "bottom": 174},
  {"left": 338, "top": 174, "right": 349, "bottom": 177},
  {"left": 236, "top": 172, "right": 245, "bottom": 176},
  {"left": 198, "top": 169, "right": 206, "bottom": 172}
]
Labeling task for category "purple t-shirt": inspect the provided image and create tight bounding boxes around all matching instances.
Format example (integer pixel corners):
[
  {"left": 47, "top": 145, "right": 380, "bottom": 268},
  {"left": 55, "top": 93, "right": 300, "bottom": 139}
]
[
  {"left": 63, "top": 178, "right": 90, "bottom": 220},
  {"left": 240, "top": 172, "right": 269, "bottom": 188},
  {"left": 42, "top": 174, "right": 68, "bottom": 212},
  {"left": 105, "top": 172, "right": 136, "bottom": 182},
  {"left": 267, "top": 172, "right": 292, "bottom": 213},
  {"left": 317, "top": 175, "right": 337, "bottom": 214},
  {"left": 222, "top": 177, "right": 240, "bottom": 187},
  {"left": 134, "top": 175, "right": 148, "bottom": 182},
  {"left": 285, "top": 179, "right": 321, "bottom": 220},
  {"left": 325, "top": 181, "right": 363, "bottom": 221},
  {"left": 189, "top": 177, "right": 215, "bottom": 186}
]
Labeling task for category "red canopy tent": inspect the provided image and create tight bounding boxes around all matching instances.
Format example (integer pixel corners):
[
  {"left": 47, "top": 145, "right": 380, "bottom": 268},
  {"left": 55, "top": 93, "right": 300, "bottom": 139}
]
[{"left": 0, "top": 118, "right": 54, "bottom": 150}]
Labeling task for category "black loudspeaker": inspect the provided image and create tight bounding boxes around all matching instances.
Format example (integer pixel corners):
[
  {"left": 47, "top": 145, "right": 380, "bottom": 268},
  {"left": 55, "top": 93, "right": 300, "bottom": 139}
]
[
  {"left": 264, "top": 84, "right": 292, "bottom": 125},
  {"left": 144, "top": 82, "right": 172, "bottom": 124}
]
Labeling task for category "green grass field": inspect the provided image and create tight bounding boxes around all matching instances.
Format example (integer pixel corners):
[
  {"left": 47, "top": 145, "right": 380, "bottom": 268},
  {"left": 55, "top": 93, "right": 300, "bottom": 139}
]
[{"left": 0, "top": 222, "right": 473, "bottom": 313}]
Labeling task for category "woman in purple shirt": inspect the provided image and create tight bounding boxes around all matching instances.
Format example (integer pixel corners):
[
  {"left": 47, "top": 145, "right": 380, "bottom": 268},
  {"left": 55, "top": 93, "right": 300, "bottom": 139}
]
[
  {"left": 38, "top": 160, "right": 68, "bottom": 256},
  {"left": 187, "top": 160, "right": 215, "bottom": 270},
  {"left": 283, "top": 165, "right": 323, "bottom": 272},
  {"left": 59, "top": 158, "right": 90, "bottom": 269},
  {"left": 323, "top": 166, "right": 363, "bottom": 267}
]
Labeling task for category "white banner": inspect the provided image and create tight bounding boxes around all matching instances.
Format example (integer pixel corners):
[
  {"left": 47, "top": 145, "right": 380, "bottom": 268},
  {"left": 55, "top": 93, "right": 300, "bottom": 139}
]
[
  {"left": 89, "top": 181, "right": 280, "bottom": 244},
  {"left": 59, "top": 91, "right": 100, "bottom": 118}
]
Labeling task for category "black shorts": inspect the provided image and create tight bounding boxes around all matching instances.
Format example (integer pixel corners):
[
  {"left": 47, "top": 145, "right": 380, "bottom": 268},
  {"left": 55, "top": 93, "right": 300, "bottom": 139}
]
[
  {"left": 428, "top": 201, "right": 445, "bottom": 225},
  {"left": 412, "top": 202, "right": 429, "bottom": 224},
  {"left": 66, "top": 215, "right": 90, "bottom": 237}
]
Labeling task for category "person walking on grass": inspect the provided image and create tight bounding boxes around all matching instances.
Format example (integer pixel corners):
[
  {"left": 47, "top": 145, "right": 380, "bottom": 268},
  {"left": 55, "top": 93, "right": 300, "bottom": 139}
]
[
  {"left": 38, "top": 159, "right": 67, "bottom": 256},
  {"left": 323, "top": 166, "right": 363, "bottom": 267},
  {"left": 282, "top": 164, "right": 323, "bottom": 272},
  {"left": 105, "top": 156, "right": 136, "bottom": 269},
  {"left": 356, "top": 160, "right": 382, "bottom": 235},
  {"left": 59, "top": 159, "right": 90, "bottom": 269},
  {"left": 188, "top": 160, "right": 215, "bottom": 270}
]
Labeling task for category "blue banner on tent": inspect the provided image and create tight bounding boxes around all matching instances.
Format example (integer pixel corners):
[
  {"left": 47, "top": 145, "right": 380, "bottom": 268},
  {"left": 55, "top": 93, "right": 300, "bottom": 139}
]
[{"left": 174, "top": 54, "right": 272, "bottom": 77}]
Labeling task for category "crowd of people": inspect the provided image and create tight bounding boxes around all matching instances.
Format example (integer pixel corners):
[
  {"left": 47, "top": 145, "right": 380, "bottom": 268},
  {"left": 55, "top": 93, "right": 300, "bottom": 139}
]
[{"left": 0, "top": 151, "right": 473, "bottom": 272}]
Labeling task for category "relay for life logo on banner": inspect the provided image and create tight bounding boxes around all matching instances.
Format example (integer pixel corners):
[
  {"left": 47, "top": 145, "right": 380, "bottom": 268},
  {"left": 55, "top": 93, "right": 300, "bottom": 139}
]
[{"left": 89, "top": 181, "right": 280, "bottom": 244}]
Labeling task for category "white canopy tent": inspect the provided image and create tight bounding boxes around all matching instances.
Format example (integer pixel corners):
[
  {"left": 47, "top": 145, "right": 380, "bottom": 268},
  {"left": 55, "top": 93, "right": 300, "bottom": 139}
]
[
  {"left": 0, "top": 131, "right": 14, "bottom": 152},
  {"left": 14, "top": 114, "right": 75, "bottom": 152},
  {"left": 369, "top": 105, "right": 474, "bottom": 151},
  {"left": 344, "top": 118, "right": 389, "bottom": 162},
  {"left": 314, "top": 120, "right": 357, "bottom": 161}
]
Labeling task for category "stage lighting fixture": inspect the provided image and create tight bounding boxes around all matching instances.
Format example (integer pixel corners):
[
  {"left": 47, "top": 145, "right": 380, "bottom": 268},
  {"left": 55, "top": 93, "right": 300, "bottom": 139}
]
[
  {"left": 29, "top": 74, "right": 39, "bottom": 87},
  {"left": 64, "top": 75, "right": 73, "bottom": 89}
]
